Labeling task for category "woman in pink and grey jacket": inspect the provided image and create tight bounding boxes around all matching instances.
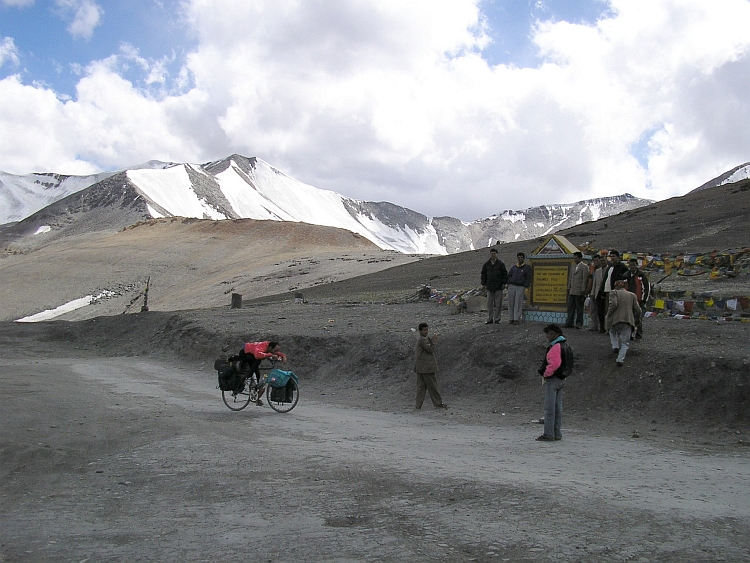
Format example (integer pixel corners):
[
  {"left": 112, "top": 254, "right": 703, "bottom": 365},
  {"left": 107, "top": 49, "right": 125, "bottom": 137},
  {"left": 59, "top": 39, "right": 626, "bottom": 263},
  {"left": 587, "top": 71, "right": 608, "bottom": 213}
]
[{"left": 536, "top": 324, "right": 566, "bottom": 442}]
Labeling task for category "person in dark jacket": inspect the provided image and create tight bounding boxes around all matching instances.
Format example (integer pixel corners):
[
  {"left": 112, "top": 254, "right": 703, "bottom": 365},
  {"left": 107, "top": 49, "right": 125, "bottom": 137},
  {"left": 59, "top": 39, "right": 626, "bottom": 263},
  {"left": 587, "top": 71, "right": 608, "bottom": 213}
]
[
  {"left": 588, "top": 254, "right": 605, "bottom": 332},
  {"left": 507, "top": 252, "right": 532, "bottom": 324},
  {"left": 623, "top": 258, "right": 650, "bottom": 339},
  {"left": 480, "top": 247, "right": 508, "bottom": 324}
]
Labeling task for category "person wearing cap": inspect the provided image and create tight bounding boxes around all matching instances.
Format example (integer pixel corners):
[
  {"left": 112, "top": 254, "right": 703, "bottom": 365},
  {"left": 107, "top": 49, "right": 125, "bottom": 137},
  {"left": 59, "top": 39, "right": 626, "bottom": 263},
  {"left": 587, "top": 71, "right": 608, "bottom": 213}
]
[
  {"left": 600, "top": 249, "right": 629, "bottom": 332},
  {"left": 605, "top": 280, "right": 642, "bottom": 367},
  {"left": 480, "top": 247, "right": 508, "bottom": 324}
]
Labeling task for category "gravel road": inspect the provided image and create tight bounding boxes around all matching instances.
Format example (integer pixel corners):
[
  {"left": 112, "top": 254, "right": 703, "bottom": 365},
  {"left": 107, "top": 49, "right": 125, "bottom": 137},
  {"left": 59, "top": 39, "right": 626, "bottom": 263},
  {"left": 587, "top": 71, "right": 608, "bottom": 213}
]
[{"left": 2, "top": 353, "right": 749, "bottom": 563}]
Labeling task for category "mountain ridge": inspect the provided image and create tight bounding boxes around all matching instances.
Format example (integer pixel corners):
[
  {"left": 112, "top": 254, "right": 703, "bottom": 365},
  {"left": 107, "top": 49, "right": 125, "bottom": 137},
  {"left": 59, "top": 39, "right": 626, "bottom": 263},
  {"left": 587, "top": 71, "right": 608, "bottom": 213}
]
[{"left": 0, "top": 153, "right": 660, "bottom": 254}]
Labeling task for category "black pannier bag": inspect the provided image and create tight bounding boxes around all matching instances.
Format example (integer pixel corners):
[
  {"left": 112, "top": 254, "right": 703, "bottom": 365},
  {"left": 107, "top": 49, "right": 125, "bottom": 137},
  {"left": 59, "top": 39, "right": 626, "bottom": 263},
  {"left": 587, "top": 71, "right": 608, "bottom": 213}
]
[
  {"left": 270, "top": 381, "right": 294, "bottom": 403},
  {"left": 215, "top": 359, "right": 243, "bottom": 392}
]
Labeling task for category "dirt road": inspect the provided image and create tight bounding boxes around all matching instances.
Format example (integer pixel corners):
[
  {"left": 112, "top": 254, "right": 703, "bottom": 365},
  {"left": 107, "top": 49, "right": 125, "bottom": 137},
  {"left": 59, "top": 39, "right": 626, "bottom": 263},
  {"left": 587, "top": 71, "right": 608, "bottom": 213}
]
[{"left": 2, "top": 354, "right": 749, "bottom": 563}]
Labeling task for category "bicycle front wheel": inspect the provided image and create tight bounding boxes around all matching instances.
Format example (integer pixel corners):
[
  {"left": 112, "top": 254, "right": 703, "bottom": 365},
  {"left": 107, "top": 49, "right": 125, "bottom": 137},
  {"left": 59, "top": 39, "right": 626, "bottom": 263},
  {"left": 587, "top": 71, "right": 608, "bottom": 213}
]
[
  {"left": 222, "top": 387, "right": 253, "bottom": 411},
  {"left": 266, "top": 380, "right": 299, "bottom": 413}
]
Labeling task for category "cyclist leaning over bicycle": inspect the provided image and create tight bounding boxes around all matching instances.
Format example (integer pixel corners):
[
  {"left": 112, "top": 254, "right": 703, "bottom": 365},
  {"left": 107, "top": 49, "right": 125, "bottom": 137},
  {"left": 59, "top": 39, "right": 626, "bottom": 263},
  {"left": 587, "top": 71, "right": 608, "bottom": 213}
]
[{"left": 239, "top": 341, "right": 288, "bottom": 406}]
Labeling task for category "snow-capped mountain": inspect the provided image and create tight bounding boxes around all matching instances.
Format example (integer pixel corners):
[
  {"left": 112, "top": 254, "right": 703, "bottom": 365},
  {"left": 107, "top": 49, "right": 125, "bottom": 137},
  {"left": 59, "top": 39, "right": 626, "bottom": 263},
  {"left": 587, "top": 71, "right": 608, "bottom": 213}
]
[
  {"left": 0, "top": 170, "right": 115, "bottom": 225},
  {"left": 0, "top": 160, "right": 176, "bottom": 225},
  {"left": 1, "top": 154, "right": 652, "bottom": 254}
]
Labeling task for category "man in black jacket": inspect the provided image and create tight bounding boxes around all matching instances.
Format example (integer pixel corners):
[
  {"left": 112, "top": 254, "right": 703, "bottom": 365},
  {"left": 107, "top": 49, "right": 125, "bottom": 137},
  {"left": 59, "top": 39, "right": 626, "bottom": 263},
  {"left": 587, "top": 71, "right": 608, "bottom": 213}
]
[
  {"left": 481, "top": 247, "right": 508, "bottom": 324},
  {"left": 601, "top": 249, "right": 629, "bottom": 326}
]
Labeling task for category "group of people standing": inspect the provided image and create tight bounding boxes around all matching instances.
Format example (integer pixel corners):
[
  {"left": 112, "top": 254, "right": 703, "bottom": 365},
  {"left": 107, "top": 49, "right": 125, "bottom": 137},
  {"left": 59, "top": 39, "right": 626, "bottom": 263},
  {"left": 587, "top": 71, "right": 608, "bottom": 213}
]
[
  {"left": 586, "top": 249, "right": 650, "bottom": 366},
  {"left": 480, "top": 248, "right": 532, "bottom": 325},
  {"left": 556, "top": 248, "right": 650, "bottom": 366},
  {"left": 480, "top": 245, "right": 651, "bottom": 366}
]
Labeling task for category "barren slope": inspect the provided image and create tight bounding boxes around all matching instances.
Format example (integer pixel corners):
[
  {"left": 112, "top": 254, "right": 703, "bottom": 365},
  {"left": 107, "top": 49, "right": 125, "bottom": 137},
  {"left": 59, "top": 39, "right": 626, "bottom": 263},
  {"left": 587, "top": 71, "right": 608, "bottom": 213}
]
[{"left": 0, "top": 217, "right": 415, "bottom": 322}]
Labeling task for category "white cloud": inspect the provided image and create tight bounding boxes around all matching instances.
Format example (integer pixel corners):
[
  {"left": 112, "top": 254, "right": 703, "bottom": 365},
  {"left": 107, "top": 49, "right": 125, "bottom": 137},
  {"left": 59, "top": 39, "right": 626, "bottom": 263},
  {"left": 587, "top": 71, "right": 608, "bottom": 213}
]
[
  {"left": 0, "top": 37, "right": 20, "bottom": 68},
  {"left": 1, "top": 0, "right": 750, "bottom": 221},
  {"left": 55, "top": 0, "right": 103, "bottom": 40}
]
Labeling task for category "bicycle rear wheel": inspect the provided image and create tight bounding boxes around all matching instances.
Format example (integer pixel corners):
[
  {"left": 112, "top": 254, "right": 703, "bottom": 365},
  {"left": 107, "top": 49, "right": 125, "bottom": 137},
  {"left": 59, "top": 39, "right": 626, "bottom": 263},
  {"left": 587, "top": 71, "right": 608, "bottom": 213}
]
[
  {"left": 222, "top": 385, "right": 253, "bottom": 411},
  {"left": 266, "top": 380, "right": 299, "bottom": 413}
]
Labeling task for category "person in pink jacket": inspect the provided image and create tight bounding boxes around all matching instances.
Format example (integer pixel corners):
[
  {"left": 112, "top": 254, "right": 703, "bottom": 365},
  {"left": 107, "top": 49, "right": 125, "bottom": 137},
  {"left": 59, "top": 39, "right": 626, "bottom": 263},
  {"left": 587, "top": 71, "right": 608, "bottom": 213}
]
[
  {"left": 240, "top": 341, "right": 287, "bottom": 406},
  {"left": 536, "top": 324, "right": 567, "bottom": 441}
]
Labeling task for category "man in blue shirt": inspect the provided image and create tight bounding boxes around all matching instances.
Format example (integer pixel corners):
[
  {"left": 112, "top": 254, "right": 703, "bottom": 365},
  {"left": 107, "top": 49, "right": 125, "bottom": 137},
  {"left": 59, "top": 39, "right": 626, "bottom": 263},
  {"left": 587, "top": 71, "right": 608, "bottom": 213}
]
[{"left": 506, "top": 252, "right": 532, "bottom": 325}]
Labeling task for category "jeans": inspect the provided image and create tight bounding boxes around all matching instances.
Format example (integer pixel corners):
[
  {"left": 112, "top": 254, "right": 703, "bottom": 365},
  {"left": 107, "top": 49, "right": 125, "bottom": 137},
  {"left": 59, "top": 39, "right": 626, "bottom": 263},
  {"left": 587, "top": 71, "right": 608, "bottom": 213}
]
[
  {"left": 507, "top": 284, "right": 526, "bottom": 321},
  {"left": 543, "top": 377, "right": 564, "bottom": 439},
  {"left": 609, "top": 322, "right": 632, "bottom": 363},
  {"left": 486, "top": 289, "right": 503, "bottom": 323}
]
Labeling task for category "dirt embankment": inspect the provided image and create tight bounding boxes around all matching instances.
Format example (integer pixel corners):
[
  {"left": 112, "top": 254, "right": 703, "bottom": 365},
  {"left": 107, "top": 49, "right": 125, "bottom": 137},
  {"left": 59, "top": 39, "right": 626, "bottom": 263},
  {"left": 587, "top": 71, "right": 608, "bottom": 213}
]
[{"left": 6, "top": 299, "right": 749, "bottom": 437}]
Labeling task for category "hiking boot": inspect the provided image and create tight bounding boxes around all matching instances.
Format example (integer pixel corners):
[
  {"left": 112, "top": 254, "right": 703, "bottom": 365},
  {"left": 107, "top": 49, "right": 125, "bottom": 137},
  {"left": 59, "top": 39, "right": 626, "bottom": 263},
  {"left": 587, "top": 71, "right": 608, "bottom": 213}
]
[
  {"left": 536, "top": 435, "right": 555, "bottom": 441},
  {"left": 616, "top": 361, "right": 624, "bottom": 367},
  {"left": 436, "top": 404, "right": 449, "bottom": 409},
  {"left": 256, "top": 399, "right": 264, "bottom": 406}
]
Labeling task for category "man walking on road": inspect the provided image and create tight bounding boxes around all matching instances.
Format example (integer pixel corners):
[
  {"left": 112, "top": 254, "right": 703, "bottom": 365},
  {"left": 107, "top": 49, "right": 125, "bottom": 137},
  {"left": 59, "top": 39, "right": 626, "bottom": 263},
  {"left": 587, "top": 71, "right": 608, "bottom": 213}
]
[
  {"left": 414, "top": 322, "right": 448, "bottom": 410},
  {"left": 507, "top": 252, "right": 532, "bottom": 324},
  {"left": 481, "top": 247, "right": 508, "bottom": 324},
  {"left": 606, "top": 280, "right": 642, "bottom": 367}
]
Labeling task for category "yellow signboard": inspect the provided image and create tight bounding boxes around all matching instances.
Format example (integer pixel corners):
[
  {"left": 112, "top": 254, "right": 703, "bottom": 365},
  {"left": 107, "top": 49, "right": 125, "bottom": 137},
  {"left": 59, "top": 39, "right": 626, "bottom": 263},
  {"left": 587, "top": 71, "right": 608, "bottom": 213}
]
[{"left": 532, "top": 265, "right": 568, "bottom": 304}]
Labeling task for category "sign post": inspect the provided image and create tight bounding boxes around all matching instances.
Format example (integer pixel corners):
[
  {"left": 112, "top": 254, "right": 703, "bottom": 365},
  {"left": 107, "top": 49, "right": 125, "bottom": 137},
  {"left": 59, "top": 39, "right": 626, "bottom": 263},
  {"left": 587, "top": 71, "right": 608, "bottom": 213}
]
[{"left": 526, "top": 235, "right": 584, "bottom": 324}]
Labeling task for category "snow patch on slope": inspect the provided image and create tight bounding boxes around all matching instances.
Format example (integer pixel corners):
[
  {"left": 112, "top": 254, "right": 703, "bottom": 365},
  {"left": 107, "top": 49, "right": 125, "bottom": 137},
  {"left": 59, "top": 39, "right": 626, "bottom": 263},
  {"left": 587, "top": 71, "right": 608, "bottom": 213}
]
[
  {"left": 725, "top": 166, "right": 750, "bottom": 184},
  {"left": 128, "top": 166, "right": 225, "bottom": 220}
]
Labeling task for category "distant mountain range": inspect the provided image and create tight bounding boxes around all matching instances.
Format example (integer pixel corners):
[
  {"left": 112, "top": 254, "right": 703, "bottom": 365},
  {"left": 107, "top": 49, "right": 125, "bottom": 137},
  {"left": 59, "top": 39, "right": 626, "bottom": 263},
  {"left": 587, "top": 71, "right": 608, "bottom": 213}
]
[{"left": 0, "top": 154, "right": 669, "bottom": 254}]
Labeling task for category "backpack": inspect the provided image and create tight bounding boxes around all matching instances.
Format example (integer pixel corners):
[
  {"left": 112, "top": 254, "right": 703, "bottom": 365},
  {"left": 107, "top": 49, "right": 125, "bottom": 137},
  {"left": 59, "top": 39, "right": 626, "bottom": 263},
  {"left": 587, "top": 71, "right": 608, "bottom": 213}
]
[{"left": 558, "top": 341, "right": 575, "bottom": 379}]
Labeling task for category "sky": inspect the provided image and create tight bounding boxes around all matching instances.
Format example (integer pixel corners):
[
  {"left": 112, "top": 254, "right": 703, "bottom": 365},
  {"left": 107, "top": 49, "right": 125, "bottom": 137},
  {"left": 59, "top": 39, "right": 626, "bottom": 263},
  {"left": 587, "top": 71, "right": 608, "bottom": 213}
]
[{"left": 1, "top": 0, "right": 750, "bottom": 222}]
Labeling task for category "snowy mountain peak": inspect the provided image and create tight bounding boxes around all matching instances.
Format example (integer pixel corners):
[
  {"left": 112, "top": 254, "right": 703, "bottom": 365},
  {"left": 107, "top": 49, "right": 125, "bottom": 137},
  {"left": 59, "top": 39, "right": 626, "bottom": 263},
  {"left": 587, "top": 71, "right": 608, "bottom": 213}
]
[
  {"left": 691, "top": 162, "right": 750, "bottom": 192},
  {"left": 2, "top": 155, "right": 656, "bottom": 254}
]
